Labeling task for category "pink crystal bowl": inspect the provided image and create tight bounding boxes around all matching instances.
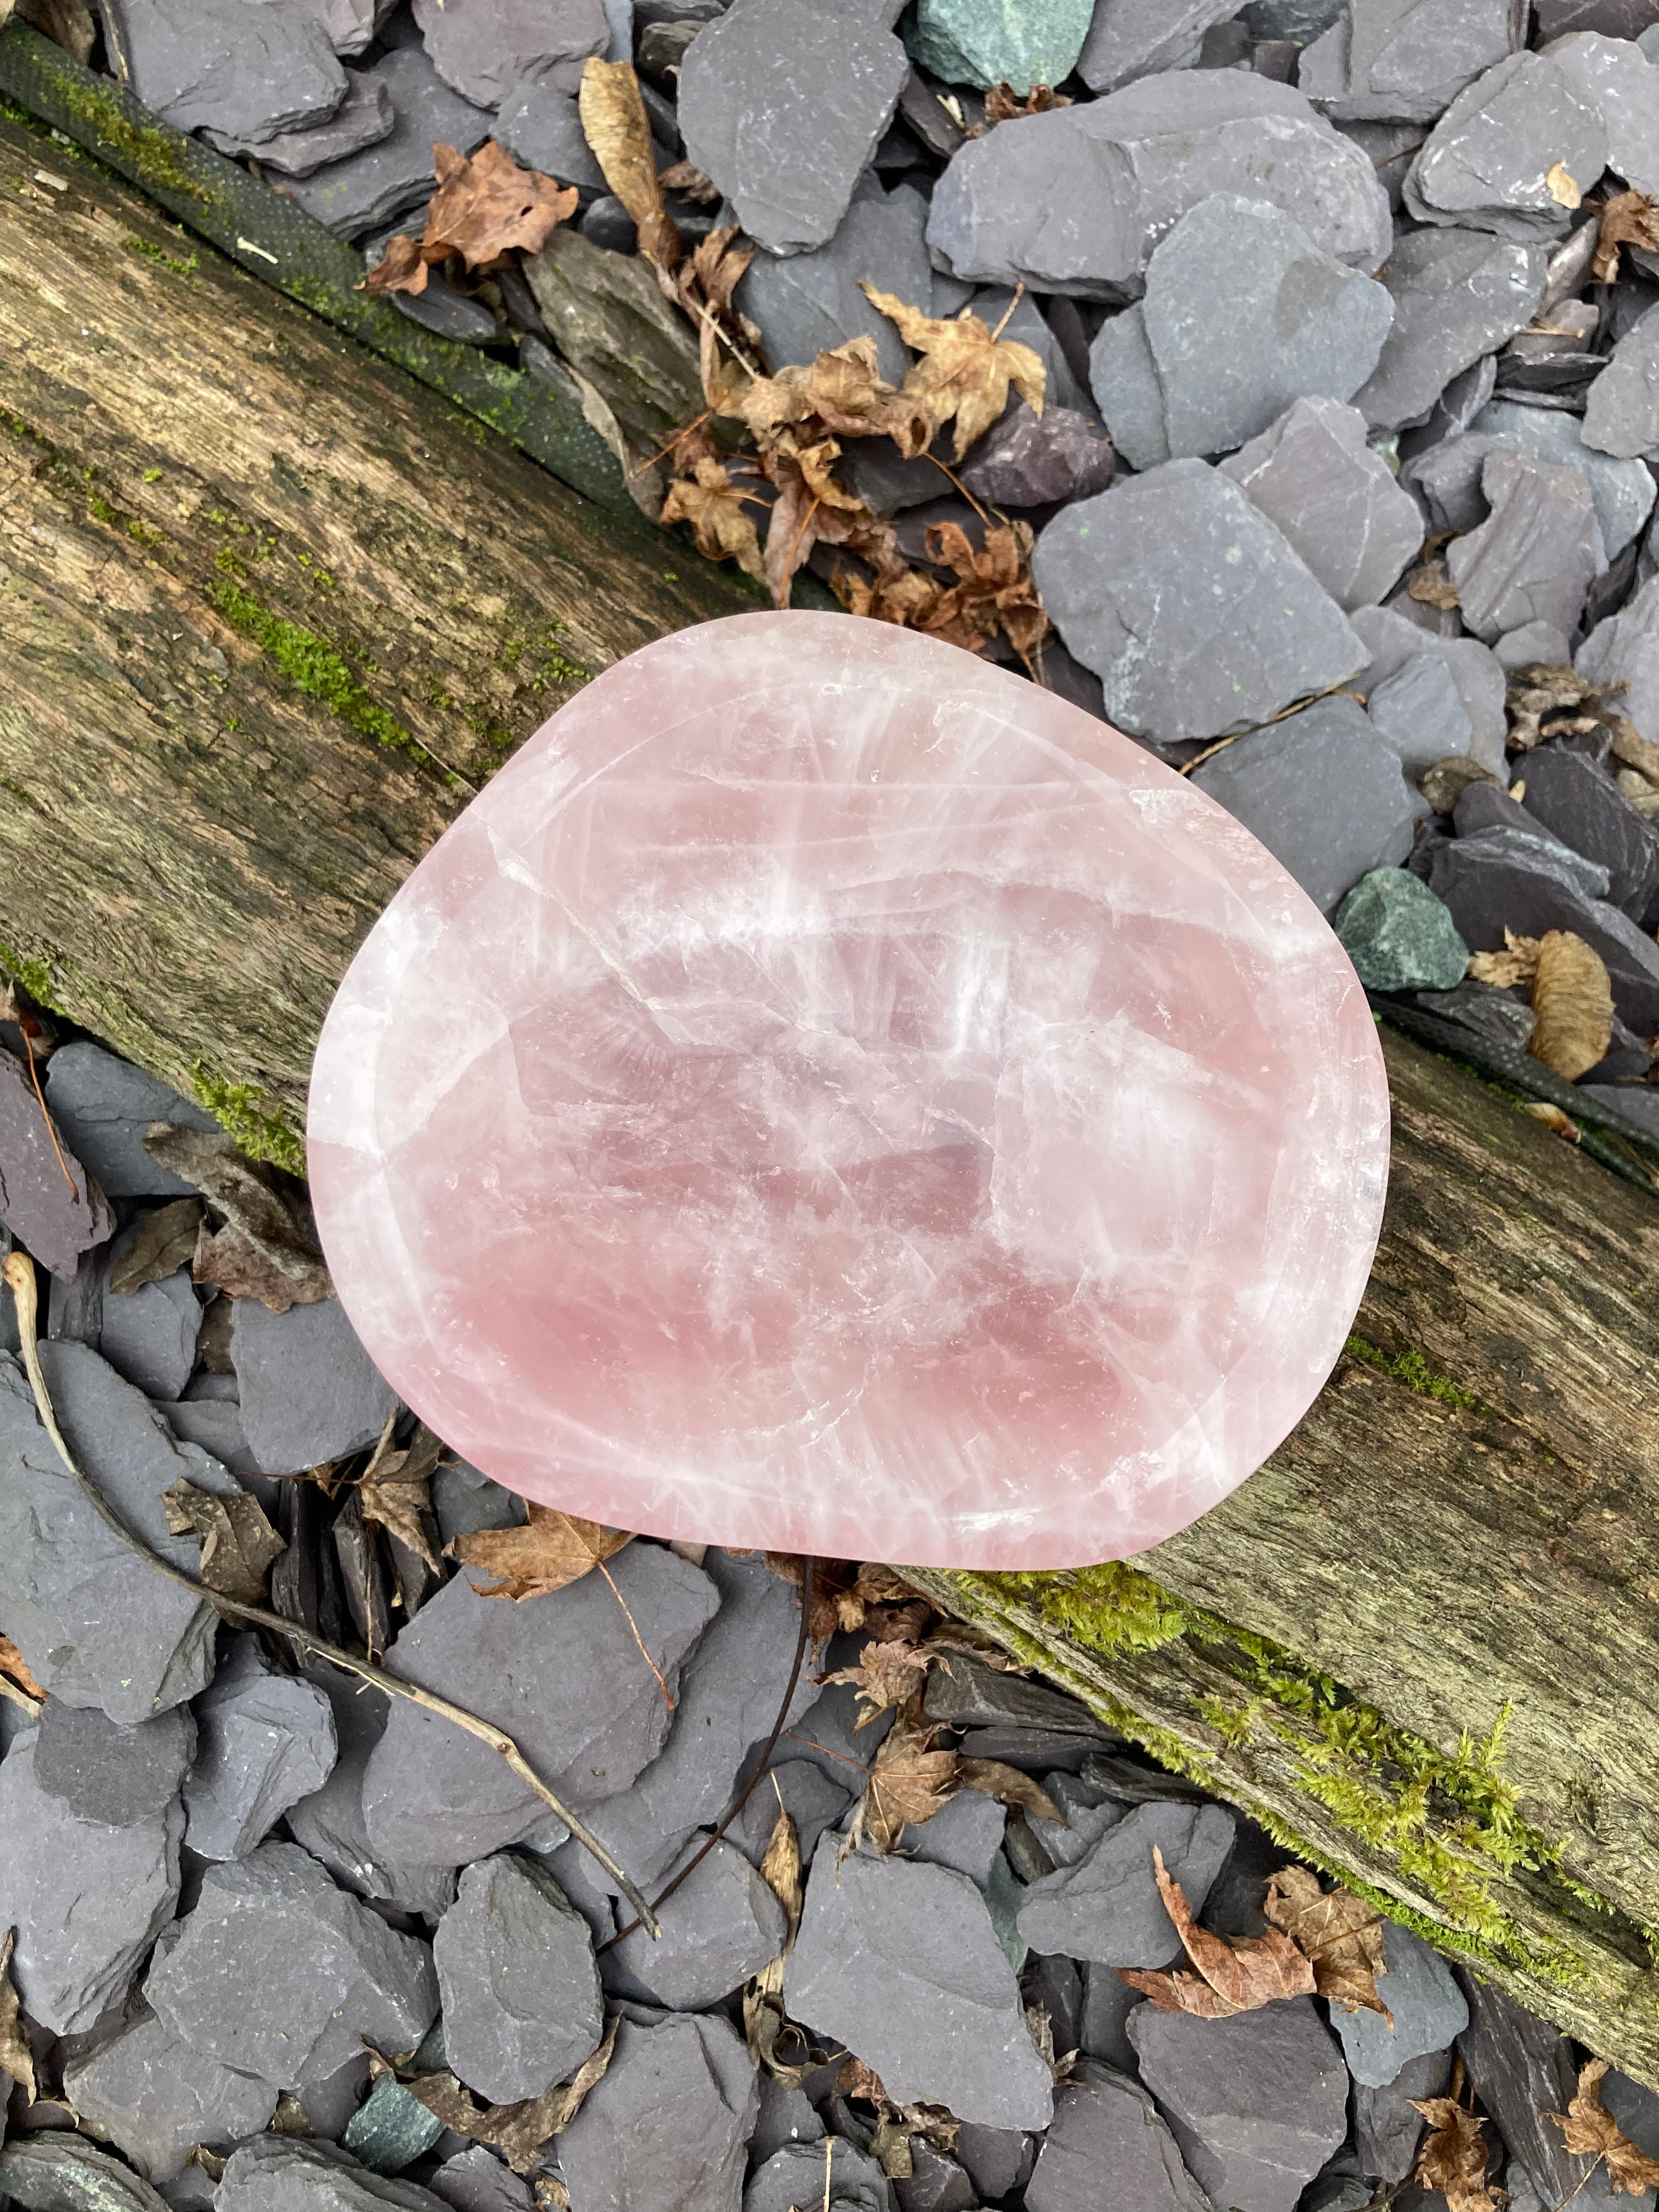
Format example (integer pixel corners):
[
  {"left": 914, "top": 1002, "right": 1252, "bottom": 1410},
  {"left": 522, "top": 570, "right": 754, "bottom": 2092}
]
[{"left": 308, "top": 612, "right": 1389, "bottom": 1570}]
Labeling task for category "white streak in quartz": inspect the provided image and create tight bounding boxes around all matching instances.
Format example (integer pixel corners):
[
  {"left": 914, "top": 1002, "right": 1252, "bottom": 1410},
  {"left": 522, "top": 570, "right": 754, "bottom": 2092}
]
[{"left": 308, "top": 613, "right": 1389, "bottom": 1569}]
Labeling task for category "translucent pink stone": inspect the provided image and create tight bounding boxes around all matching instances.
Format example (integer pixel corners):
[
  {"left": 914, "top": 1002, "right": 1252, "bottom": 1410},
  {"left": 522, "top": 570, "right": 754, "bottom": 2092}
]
[{"left": 308, "top": 613, "right": 1389, "bottom": 1569}]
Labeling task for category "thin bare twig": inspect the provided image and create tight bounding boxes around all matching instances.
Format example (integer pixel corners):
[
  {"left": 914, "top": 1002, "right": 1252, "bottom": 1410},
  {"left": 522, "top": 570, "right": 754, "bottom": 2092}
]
[
  {"left": 2, "top": 1251, "right": 659, "bottom": 1939},
  {"left": 19, "top": 1026, "right": 77, "bottom": 1199},
  {"left": 594, "top": 1555, "right": 673, "bottom": 1709}
]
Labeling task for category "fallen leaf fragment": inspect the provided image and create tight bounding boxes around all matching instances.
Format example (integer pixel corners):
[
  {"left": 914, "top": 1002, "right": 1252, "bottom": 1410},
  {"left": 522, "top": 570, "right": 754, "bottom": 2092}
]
[
  {"left": 661, "top": 455, "right": 768, "bottom": 583},
  {"left": 956, "top": 1758, "right": 1064, "bottom": 1825},
  {"left": 763, "top": 1553, "right": 855, "bottom": 1650},
  {"left": 143, "top": 1122, "right": 332, "bottom": 1312},
  {"left": 1468, "top": 928, "right": 1543, "bottom": 990},
  {"left": 838, "top": 2056, "right": 889, "bottom": 2104},
  {"left": 162, "top": 1479, "right": 287, "bottom": 1609},
  {"left": 366, "top": 140, "right": 577, "bottom": 298},
  {"left": 0, "top": 1634, "right": 46, "bottom": 1705},
  {"left": 1263, "top": 1866, "right": 1392, "bottom": 2019},
  {"left": 821, "top": 1639, "right": 935, "bottom": 1728},
  {"left": 854, "top": 1703, "right": 957, "bottom": 1853},
  {"left": 1523, "top": 1099, "right": 1583, "bottom": 1140},
  {"left": 983, "top": 81, "right": 1070, "bottom": 125},
  {"left": 396, "top": 2015, "right": 619, "bottom": 2174},
  {"left": 1547, "top": 160, "right": 1581, "bottom": 208},
  {"left": 1528, "top": 929, "right": 1614, "bottom": 1081},
  {"left": 744, "top": 1804, "right": 812, "bottom": 2083},
  {"left": 357, "top": 1417, "right": 444, "bottom": 1576},
  {"left": 0, "top": 1927, "right": 37, "bottom": 2107},
  {"left": 450, "top": 1505, "right": 631, "bottom": 1600},
  {"left": 1549, "top": 2058, "right": 1659, "bottom": 2193},
  {"left": 657, "top": 157, "right": 719, "bottom": 202},
  {"left": 107, "top": 1197, "right": 204, "bottom": 1296},
  {"left": 1412, "top": 2096, "right": 1503, "bottom": 2212},
  {"left": 861, "top": 284, "right": 1046, "bottom": 458},
  {"left": 1505, "top": 663, "right": 1630, "bottom": 753},
  {"left": 1408, "top": 560, "right": 1461, "bottom": 609},
  {"left": 1119, "top": 1847, "right": 1317, "bottom": 2017},
  {"left": 579, "top": 58, "right": 678, "bottom": 270},
  {"left": 1595, "top": 189, "right": 1659, "bottom": 284}
]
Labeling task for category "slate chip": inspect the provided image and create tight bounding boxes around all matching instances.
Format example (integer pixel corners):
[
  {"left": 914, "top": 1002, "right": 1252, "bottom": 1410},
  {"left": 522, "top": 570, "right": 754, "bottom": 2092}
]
[
  {"left": 286, "top": 48, "right": 494, "bottom": 238},
  {"left": 41, "top": 1042, "right": 218, "bottom": 1201},
  {"left": 1131, "top": 1997, "right": 1351, "bottom": 2212},
  {"left": 1335, "top": 867, "right": 1472, "bottom": 991},
  {"left": 1579, "top": 574, "right": 1659, "bottom": 748},
  {"left": 904, "top": 1787, "right": 1006, "bottom": 1886},
  {"left": 1078, "top": 0, "right": 1248, "bottom": 92},
  {"left": 1299, "top": 0, "right": 1528, "bottom": 122},
  {"left": 1354, "top": 2046, "right": 1453, "bottom": 2181},
  {"left": 0, "top": 1045, "right": 116, "bottom": 1285},
  {"left": 751, "top": 2075, "right": 827, "bottom": 2165},
  {"left": 112, "top": 0, "right": 348, "bottom": 139},
  {"left": 428, "top": 2148, "right": 535, "bottom": 2210},
  {"left": 1079, "top": 1957, "right": 1145, "bottom": 2070},
  {"left": 362, "top": 1544, "right": 718, "bottom": 1864},
  {"left": 182, "top": 1635, "right": 338, "bottom": 1861},
  {"left": 492, "top": 81, "right": 606, "bottom": 189},
  {"left": 1015, "top": 1799, "right": 1235, "bottom": 1968},
  {"left": 1333, "top": 1920, "right": 1469, "bottom": 2086},
  {"left": 0, "top": 2135, "right": 174, "bottom": 2211},
  {"left": 410, "top": 0, "right": 610, "bottom": 107},
  {"left": 610, "top": 1835, "right": 786, "bottom": 2008},
  {"left": 64, "top": 2007, "right": 280, "bottom": 2183},
  {"left": 1404, "top": 52, "right": 1606, "bottom": 237},
  {"left": 1354, "top": 229, "right": 1550, "bottom": 432},
  {"left": 1550, "top": 30, "right": 1659, "bottom": 198},
  {"left": 745, "top": 2141, "right": 893, "bottom": 2212},
  {"left": 1220, "top": 396, "right": 1423, "bottom": 610},
  {"left": 1367, "top": 655, "right": 1476, "bottom": 774},
  {"left": 230, "top": 1295, "right": 399, "bottom": 1474},
  {"left": 1447, "top": 451, "right": 1606, "bottom": 645},
  {"left": 958, "top": 402, "right": 1115, "bottom": 509},
  {"left": 285, "top": 1666, "right": 459, "bottom": 1918},
  {"left": 32, "top": 1697, "right": 195, "bottom": 1827},
  {"left": 1425, "top": 400, "right": 1659, "bottom": 560},
  {"left": 1520, "top": 744, "right": 1659, "bottom": 917},
  {"left": 557, "top": 2012, "right": 759, "bottom": 2212},
  {"left": 201, "top": 67, "right": 396, "bottom": 174},
  {"left": 954, "top": 2123, "right": 1034, "bottom": 2204},
  {"left": 1034, "top": 461, "right": 1364, "bottom": 745},
  {"left": 98, "top": 1226, "right": 200, "bottom": 1404},
  {"left": 145, "top": 1839, "right": 438, "bottom": 2092},
  {"left": 1352, "top": 604, "right": 1510, "bottom": 771},
  {"left": 1583, "top": 301, "right": 1659, "bottom": 461},
  {"left": 922, "top": 1650, "right": 1111, "bottom": 1739},
  {"left": 678, "top": 0, "right": 909, "bottom": 256},
  {"left": 1429, "top": 837, "right": 1659, "bottom": 1027},
  {"left": 1028, "top": 1772, "right": 1128, "bottom": 1870},
  {"left": 1455, "top": 1967, "right": 1589, "bottom": 2203},
  {"left": 435, "top": 1852, "right": 603, "bottom": 2101},
  {"left": 216, "top": 2135, "right": 453, "bottom": 2208},
  {"left": 1027, "top": 2059, "right": 1212, "bottom": 2212},
  {"left": 733, "top": 1757, "right": 853, "bottom": 1872}
]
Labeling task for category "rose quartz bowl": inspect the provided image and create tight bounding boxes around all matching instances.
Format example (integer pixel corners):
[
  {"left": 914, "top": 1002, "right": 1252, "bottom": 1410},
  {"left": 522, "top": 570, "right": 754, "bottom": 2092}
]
[{"left": 308, "top": 611, "right": 1389, "bottom": 1570}]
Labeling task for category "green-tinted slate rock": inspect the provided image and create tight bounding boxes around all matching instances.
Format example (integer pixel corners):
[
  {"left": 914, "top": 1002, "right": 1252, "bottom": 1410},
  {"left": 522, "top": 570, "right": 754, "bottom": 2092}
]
[
  {"left": 985, "top": 1849, "right": 1029, "bottom": 1974},
  {"left": 906, "top": 0, "right": 1094, "bottom": 93},
  {"left": 0, "top": 2134, "right": 169, "bottom": 2210},
  {"left": 342, "top": 2073, "right": 447, "bottom": 2175},
  {"left": 1335, "top": 868, "right": 1470, "bottom": 992}
]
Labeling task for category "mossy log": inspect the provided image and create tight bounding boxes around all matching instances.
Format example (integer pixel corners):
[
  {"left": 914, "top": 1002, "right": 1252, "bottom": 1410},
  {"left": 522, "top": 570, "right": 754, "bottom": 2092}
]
[{"left": 2, "top": 82, "right": 1658, "bottom": 2086}]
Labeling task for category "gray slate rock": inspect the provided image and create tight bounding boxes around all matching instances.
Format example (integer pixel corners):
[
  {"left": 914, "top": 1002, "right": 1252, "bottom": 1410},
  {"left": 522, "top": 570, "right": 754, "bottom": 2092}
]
[
  {"left": 1367, "top": 654, "right": 1476, "bottom": 773},
  {"left": 1413, "top": 977, "right": 1536, "bottom": 1052},
  {"left": 1080, "top": 1958, "right": 1144, "bottom": 2070},
  {"left": 733, "top": 1757, "right": 853, "bottom": 1872},
  {"left": 954, "top": 2125, "right": 1032, "bottom": 2204},
  {"left": 1015, "top": 1800, "right": 1235, "bottom": 1968},
  {"left": 64, "top": 2008, "right": 280, "bottom": 2183},
  {"left": 751, "top": 2075, "right": 826, "bottom": 2165},
  {"left": 145, "top": 1839, "right": 438, "bottom": 2091},
  {"left": 32, "top": 1696, "right": 194, "bottom": 1827},
  {"left": 363, "top": 1545, "right": 718, "bottom": 1863},
  {"left": 436, "top": 1852, "right": 602, "bottom": 2102},
  {"left": 285, "top": 1665, "right": 460, "bottom": 1918},
  {"left": 1, "top": 1045, "right": 116, "bottom": 1284},
  {"left": 1602, "top": 2072, "right": 1659, "bottom": 2162},
  {"left": 968, "top": 284, "right": 1094, "bottom": 417},
  {"left": 492, "top": 81, "right": 606, "bottom": 188},
  {"left": 1354, "top": 2047, "right": 1452, "bottom": 2180},
  {"left": 1579, "top": 574, "right": 1659, "bottom": 745},
  {"left": 611, "top": 1836, "right": 786, "bottom": 2008},
  {"left": 904, "top": 1788, "right": 1006, "bottom": 1886},
  {"left": 201, "top": 67, "right": 394, "bottom": 174},
  {"left": 1455, "top": 1967, "right": 1590, "bottom": 2203},
  {"left": 112, "top": 0, "right": 347, "bottom": 138},
  {"left": 0, "top": 1342, "right": 233, "bottom": 1721},
  {"left": 1334, "top": 867, "right": 1471, "bottom": 989},
  {"left": 430, "top": 1460, "right": 527, "bottom": 1547},
  {"left": 410, "top": 0, "right": 609, "bottom": 106},
  {"left": 1299, "top": 0, "right": 1527, "bottom": 122},
  {"left": 1130, "top": 1998, "right": 1350, "bottom": 2212},
  {"left": 1468, "top": 397, "right": 1657, "bottom": 557},
  {"left": 744, "top": 2141, "right": 893, "bottom": 2212},
  {"left": 523, "top": 227, "right": 703, "bottom": 445},
  {"left": 927, "top": 75, "right": 1390, "bottom": 299},
  {"left": 893, "top": 2142, "right": 974, "bottom": 2212},
  {"left": 786, "top": 1843, "right": 1053, "bottom": 2129},
  {"left": 557, "top": 2011, "right": 758, "bottom": 2212},
  {"left": 1027, "top": 2059, "right": 1211, "bottom": 2212},
  {"left": 182, "top": 1637, "right": 338, "bottom": 1861},
  {"left": 736, "top": 174, "right": 941, "bottom": 381},
  {"left": 1447, "top": 450, "right": 1606, "bottom": 645},
  {"left": 678, "top": 0, "right": 908, "bottom": 256},
  {"left": 1584, "top": 301, "right": 1659, "bottom": 461},
  {"left": 1544, "top": 30, "right": 1659, "bottom": 196},
  {"left": 1220, "top": 396, "right": 1422, "bottom": 608},
  {"left": 98, "top": 1227, "right": 199, "bottom": 1403},
  {"left": 922, "top": 1651, "right": 1111, "bottom": 1740},
  {"left": 428, "top": 2149, "right": 534, "bottom": 2210},
  {"left": 1094, "top": 194, "right": 1392, "bottom": 462},
  {"left": 0, "top": 1723, "right": 182, "bottom": 2035},
  {"left": 1079, "top": 0, "right": 1247, "bottom": 91},
  {"left": 0, "top": 2135, "right": 172, "bottom": 2210},
  {"left": 42, "top": 1043, "right": 217, "bottom": 1201},
  {"left": 1538, "top": 0, "right": 1659, "bottom": 30},
  {"left": 958, "top": 400, "right": 1115, "bottom": 507},
  {"left": 1334, "top": 1920, "right": 1469, "bottom": 2086},
  {"left": 230, "top": 1296, "right": 398, "bottom": 1474},
  {"left": 1028, "top": 1773, "right": 1128, "bottom": 1870},
  {"left": 1192, "top": 695, "right": 1421, "bottom": 913},
  {"left": 1352, "top": 603, "right": 1509, "bottom": 770},
  {"left": 1353, "top": 229, "right": 1549, "bottom": 432},
  {"left": 217, "top": 2136, "right": 450, "bottom": 2208},
  {"left": 1427, "top": 837, "right": 1659, "bottom": 1027},
  {"left": 241, "top": 0, "right": 394, "bottom": 57},
  {"left": 1034, "top": 461, "right": 1364, "bottom": 744},
  {"left": 286, "top": 49, "right": 493, "bottom": 238},
  {"left": 154, "top": 1395, "right": 261, "bottom": 1481},
  {"left": 1405, "top": 53, "right": 1606, "bottom": 237},
  {"left": 1521, "top": 744, "right": 1659, "bottom": 916}
]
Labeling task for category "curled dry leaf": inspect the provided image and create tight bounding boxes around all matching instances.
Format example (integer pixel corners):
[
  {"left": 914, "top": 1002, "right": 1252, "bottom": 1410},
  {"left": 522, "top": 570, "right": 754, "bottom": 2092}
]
[
  {"left": 658, "top": 157, "right": 719, "bottom": 203},
  {"left": 397, "top": 2015, "right": 620, "bottom": 2174},
  {"left": 1505, "top": 664, "right": 1629, "bottom": 753},
  {"left": 162, "top": 1479, "right": 286, "bottom": 1610},
  {"left": 861, "top": 284, "right": 1046, "bottom": 458},
  {"left": 1548, "top": 2058, "right": 1659, "bottom": 2193},
  {"left": 661, "top": 456, "right": 767, "bottom": 583},
  {"left": 1411, "top": 2096, "right": 1503, "bottom": 2212},
  {"left": 744, "top": 1805, "right": 812, "bottom": 2083},
  {"left": 821, "top": 1639, "right": 935, "bottom": 1728},
  {"left": 1594, "top": 189, "right": 1659, "bottom": 284},
  {"left": 740, "top": 334, "right": 927, "bottom": 451},
  {"left": 1528, "top": 930, "right": 1614, "bottom": 1082},
  {"left": 983, "top": 81, "right": 1071, "bottom": 124},
  {"left": 1119, "top": 1847, "right": 1317, "bottom": 2017},
  {"left": 1468, "top": 928, "right": 1542, "bottom": 990},
  {"left": 449, "top": 1505, "right": 630, "bottom": 1601},
  {"left": 1263, "top": 1865, "right": 1391, "bottom": 2019},
  {"left": 579, "top": 59, "right": 678, "bottom": 270},
  {"left": 107, "top": 1197, "right": 204, "bottom": 1297},
  {"left": 143, "top": 1123, "right": 332, "bottom": 1312},
  {"left": 366, "top": 140, "right": 577, "bottom": 298},
  {"left": 833, "top": 519, "right": 1049, "bottom": 672},
  {"left": 0, "top": 1927, "right": 37, "bottom": 2107},
  {"left": 838, "top": 2056, "right": 890, "bottom": 2104},
  {"left": 855, "top": 1703, "right": 957, "bottom": 1853},
  {"left": 851, "top": 1563, "right": 915, "bottom": 1607},
  {"left": 357, "top": 1418, "right": 444, "bottom": 1576},
  {"left": 0, "top": 1634, "right": 46, "bottom": 1705},
  {"left": 955, "top": 1758, "right": 1064, "bottom": 1826}
]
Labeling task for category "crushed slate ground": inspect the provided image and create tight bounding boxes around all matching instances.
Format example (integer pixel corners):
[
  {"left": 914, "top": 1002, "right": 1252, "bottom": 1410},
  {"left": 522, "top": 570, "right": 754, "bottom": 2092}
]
[{"left": 1, "top": 1040, "right": 1658, "bottom": 2212}]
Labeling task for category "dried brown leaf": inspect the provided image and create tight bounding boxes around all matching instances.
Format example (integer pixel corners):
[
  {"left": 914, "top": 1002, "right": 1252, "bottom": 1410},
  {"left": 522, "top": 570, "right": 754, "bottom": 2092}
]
[
  {"left": 1263, "top": 1866, "right": 1391, "bottom": 2019},
  {"left": 821, "top": 1639, "right": 935, "bottom": 1728},
  {"left": 1549, "top": 2058, "right": 1659, "bottom": 2193},
  {"left": 1411, "top": 2097, "right": 1503, "bottom": 2212},
  {"left": 1528, "top": 929, "right": 1614, "bottom": 1081},
  {"left": 1467, "top": 927, "right": 1542, "bottom": 990},
  {"left": 578, "top": 59, "right": 679, "bottom": 270},
  {"left": 449, "top": 1505, "right": 630, "bottom": 1601},
  {"left": 956, "top": 1758, "right": 1064, "bottom": 1825},
  {"left": 983, "top": 80, "right": 1070, "bottom": 124},
  {"left": 357, "top": 1418, "right": 444, "bottom": 1576},
  {"left": 744, "top": 1805, "right": 809, "bottom": 2083},
  {"left": 852, "top": 1564, "right": 915, "bottom": 1606},
  {"left": 1609, "top": 716, "right": 1659, "bottom": 788},
  {"left": 1419, "top": 756, "right": 1498, "bottom": 816},
  {"left": 861, "top": 283, "right": 1046, "bottom": 458},
  {"left": 0, "top": 1635, "right": 46, "bottom": 1705},
  {"left": 366, "top": 140, "right": 577, "bottom": 297},
  {"left": 400, "top": 2016, "right": 619, "bottom": 2174},
  {"left": 1118, "top": 1847, "right": 1317, "bottom": 2017},
  {"left": 1408, "top": 561, "right": 1461, "bottom": 610},
  {"left": 661, "top": 456, "right": 768, "bottom": 583},
  {"left": 1594, "top": 189, "right": 1659, "bottom": 283},
  {"left": 858, "top": 1706, "right": 957, "bottom": 1852},
  {"left": 144, "top": 1124, "right": 331, "bottom": 1312},
  {"left": 0, "top": 1927, "right": 37, "bottom": 2107},
  {"left": 837, "top": 2056, "right": 890, "bottom": 2103},
  {"left": 763, "top": 1553, "right": 855, "bottom": 1650},
  {"left": 366, "top": 229, "right": 430, "bottom": 297},
  {"left": 162, "top": 1479, "right": 286, "bottom": 1609},
  {"left": 1546, "top": 160, "right": 1582, "bottom": 208},
  {"left": 107, "top": 1197, "right": 203, "bottom": 1296},
  {"left": 740, "top": 334, "right": 928, "bottom": 451},
  {"left": 657, "top": 157, "right": 719, "bottom": 202}
]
